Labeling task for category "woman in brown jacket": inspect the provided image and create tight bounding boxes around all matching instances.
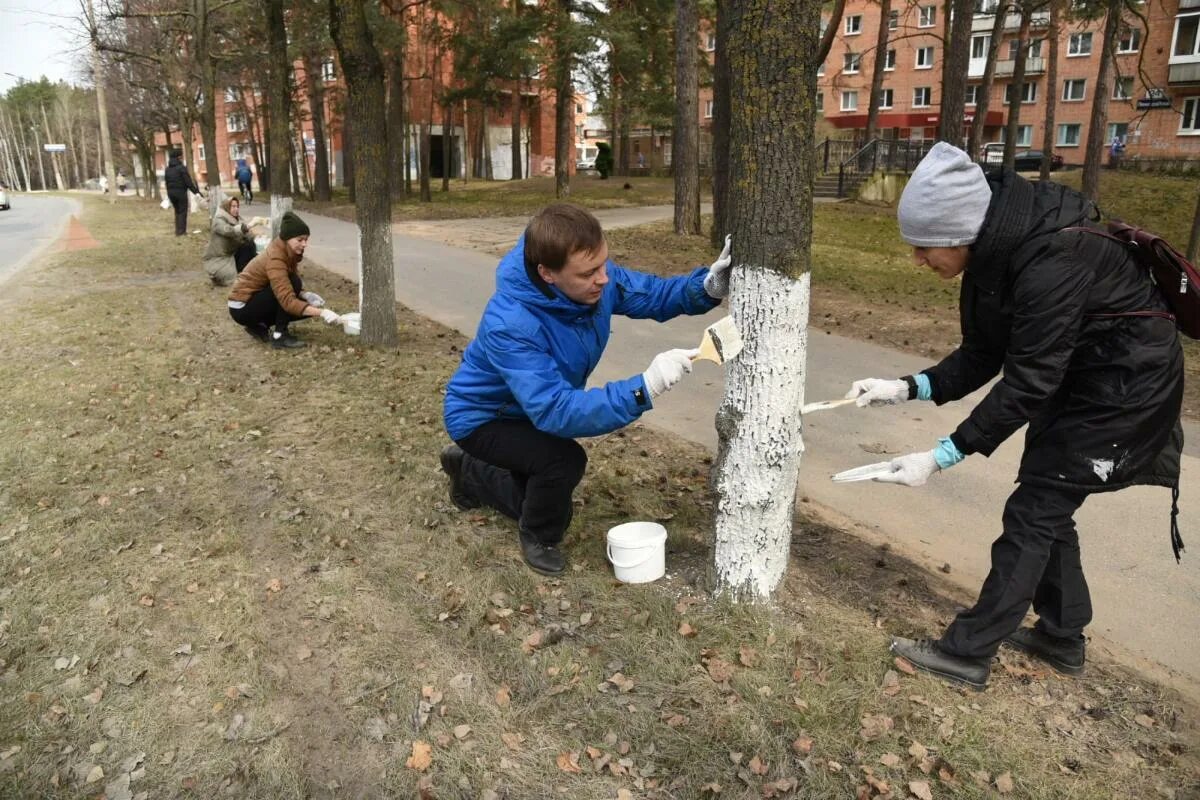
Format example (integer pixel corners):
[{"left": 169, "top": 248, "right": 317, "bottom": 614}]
[{"left": 227, "top": 212, "right": 342, "bottom": 349}]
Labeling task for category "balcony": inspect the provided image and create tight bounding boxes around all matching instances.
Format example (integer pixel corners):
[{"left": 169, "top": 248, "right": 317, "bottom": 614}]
[
  {"left": 971, "top": 10, "right": 1049, "bottom": 33},
  {"left": 1170, "top": 60, "right": 1200, "bottom": 85},
  {"left": 995, "top": 57, "right": 1046, "bottom": 76}
]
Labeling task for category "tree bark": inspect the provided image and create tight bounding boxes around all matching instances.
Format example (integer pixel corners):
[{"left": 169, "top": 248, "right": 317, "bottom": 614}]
[
  {"left": 510, "top": 82, "right": 523, "bottom": 181},
  {"left": 553, "top": 0, "right": 573, "bottom": 198},
  {"left": 712, "top": 0, "right": 817, "bottom": 600},
  {"left": 1081, "top": 0, "right": 1120, "bottom": 203},
  {"left": 330, "top": 0, "right": 398, "bottom": 348},
  {"left": 1002, "top": 4, "right": 1032, "bottom": 168},
  {"left": 264, "top": 0, "right": 292, "bottom": 197},
  {"left": 39, "top": 105, "right": 66, "bottom": 191},
  {"left": 342, "top": 112, "right": 356, "bottom": 201},
  {"left": 865, "top": 0, "right": 892, "bottom": 142},
  {"left": 387, "top": 38, "right": 407, "bottom": 199},
  {"left": 481, "top": 102, "right": 494, "bottom": 180},
  {"left": 420, "top": 53, "right": 434, "bottom": 201},
  {"left": 442, "top": 99, "right": 452, "bottom": 190},
  {"left": 1039, "top": 0, "right": 1061, "bottom": 181},
  {"left": 817, "top": 0, "right": 846, "bottom": 64},
  {"left": 939, "top": 0, "right": 974, "bottom": 146},
  {"left": 710, "top": 0, "right": 730, "bottom": 248},
  {"left": 968, "top": 2, "right": 1009, "bottom": 161},
  {"left": 305, "top": 54, "right": 333, "bottom": 201},
  {"left": 195, "top": 0, "right": 222, "bottom": 190},
  {"left": 673, "top": 0, "right": 701, "bottom": 235}
]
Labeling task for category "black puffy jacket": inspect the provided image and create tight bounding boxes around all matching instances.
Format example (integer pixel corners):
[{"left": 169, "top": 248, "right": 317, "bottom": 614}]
[
  {"left": 164, "top": 155, "right": 199, "bottom": 195},
  {"left": 924, "top": 170, "right": 1183, "bottom": 506}
]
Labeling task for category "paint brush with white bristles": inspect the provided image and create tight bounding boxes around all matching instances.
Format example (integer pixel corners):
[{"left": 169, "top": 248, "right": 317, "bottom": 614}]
[{"left": 692, "top": 316, "right": 744, "bottom": 365}]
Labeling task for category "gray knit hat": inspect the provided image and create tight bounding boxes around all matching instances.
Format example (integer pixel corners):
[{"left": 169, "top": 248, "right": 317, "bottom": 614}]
[
  {"left": 897, "top": 142, "right": 992, "bottom": 248},
  {"left": 278, "top": 211, "right": 310, "bottom": 241}
]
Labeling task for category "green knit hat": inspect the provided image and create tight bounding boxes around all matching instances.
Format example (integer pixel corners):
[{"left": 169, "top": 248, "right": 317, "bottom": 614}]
[{"left": 278, "top": 211, "right": 310, "bottom": 241}]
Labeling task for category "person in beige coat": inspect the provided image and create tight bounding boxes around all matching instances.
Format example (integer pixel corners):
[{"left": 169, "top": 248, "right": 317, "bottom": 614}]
[{"left": 204, "top": 197, "right": 259, "bottom": 286}]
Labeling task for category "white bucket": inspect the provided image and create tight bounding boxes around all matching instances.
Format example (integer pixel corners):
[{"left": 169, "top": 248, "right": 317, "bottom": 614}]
[
  {"left": 606, "top": 522, "right": 667, "bottom": 584},
  {"left": 340, "top": 312, "right": 361, "bottom": 336}
]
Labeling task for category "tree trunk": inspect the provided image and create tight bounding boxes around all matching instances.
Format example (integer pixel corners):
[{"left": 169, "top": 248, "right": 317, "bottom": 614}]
[
  {"left": 939, "top": 0, "right": 974, "bottom": 146},
  {"left": 442, "top": 100, "right": 452, "bottom": 191},
  {"left": 1002, "top": 5, "right": 1032, "bottom": 168},
  {"left": 39, "top": 106, "right": 66, "bottom": 191},
  {"left": 264, "top": 0, "right": 292, "bottom": 197},
  {"left": 968, "top": 2, "right": 1008, "bottom": 161},
  {"left": 62, "top": 101, "right": 81, "bottom": 187},
  {"left": 249, "top": 93, "right": 267, "bottom": 191},
  {"left": 420, "top": 67, "right": 433, "bottom": 201},
  {"left": 673, "top": 0, "right": 701, "bottom": 235},
  {"left": 288, "top": 132, "right": 302, "bottom": 198},
  {"left": 295, "top": 125, "right": 313, "bottom": 199},
  {"left": 1039, "top": 0, "right": 1061, "bottom": 181},
  {"left": 553, "top": 0, "right": 573, "bottom": 198},
  {"left": 86, "top": 0, "right": 117, "bottom": 202},
  {"left": 482, "top": 103, "right": 494, "bottom": 180},
  {"left": 1081, "top": 0, "right": 1120, "bottom": 203},
  {"left": 817, "top": 0, "right": 846, "bottom": 64},
  {"left": 461, "top": 99, "right": 472, "bottom": 182},
  {"left": 712, "top": 0, "right": 817, "bottom": 600},
  {"left": 865, "top": 0, "right": 892, "bottom": 142},
  {"left": 343, "top": 113, "right": 355, "bottom": 201},
  {"left": 710, "top": 0, "right": 730, "bottom": 248},
  {"left": 387, "top": 39, "right": 407, "bottom": 199},
  {"left": 305, "top": 54, "right": 333, "bottom": 201},
  {"left": 330, "top": 0, "right": 398, "bottom": 348},
  {"left": 179, "top": 112, "right": 194, "bottom": 188},
  {"left": 194, "top": 0, "right": 222, "bottom": 190},
  {"left": 510, "top": 82, "right": 523, "bottom": 180}
]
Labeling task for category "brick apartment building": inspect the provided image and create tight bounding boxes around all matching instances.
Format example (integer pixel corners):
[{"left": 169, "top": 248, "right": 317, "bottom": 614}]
[{"left": 817, "top": 0, "right": 1200, "bottom": 166}]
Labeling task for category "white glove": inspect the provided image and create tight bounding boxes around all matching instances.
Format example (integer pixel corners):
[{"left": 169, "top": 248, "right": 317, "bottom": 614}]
[
  {"left": 319, "top": 308, "right": 341, "bottom": 324},
  {"left": 703, "top": 235, "right": 734, "bottom": 299},
  {"left": 300, "top": 291, "right": 326, "bottom": 308},
  {"left": 873, "top": 451, "right": 940, "bottom": 487},
  {"left": 846, "top": 377, "right": 910, "bottom": 407},
  {"left": 641, "top": 348, "right": 700, "bottom": 398}
]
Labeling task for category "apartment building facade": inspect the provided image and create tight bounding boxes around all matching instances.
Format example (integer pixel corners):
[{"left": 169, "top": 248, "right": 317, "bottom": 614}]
[{"left": 818, "top": 0, "right": 1200, "bottom": 166}]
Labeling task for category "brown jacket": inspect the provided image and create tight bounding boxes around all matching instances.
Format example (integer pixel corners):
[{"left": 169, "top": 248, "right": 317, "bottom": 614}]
[{"left": 228, "top": 238, "right": 308, "bottom": 316}]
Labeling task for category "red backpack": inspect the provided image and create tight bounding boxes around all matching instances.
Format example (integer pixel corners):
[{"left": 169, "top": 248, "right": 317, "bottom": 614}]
[{"left": 1067, "top": 221, "right": 1200, "bottom": 339}]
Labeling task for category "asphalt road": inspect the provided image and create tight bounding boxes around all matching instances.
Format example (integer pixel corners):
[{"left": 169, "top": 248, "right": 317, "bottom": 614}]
[
  {"left": 303, "top": 206, "right": 1200, "bottom": 694},
  {"left": 0, "top": 193, "right": 79, "bottom": 284}
]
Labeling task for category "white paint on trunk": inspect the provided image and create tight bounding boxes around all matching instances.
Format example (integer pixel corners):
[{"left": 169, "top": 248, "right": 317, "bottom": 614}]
[{"left": 712, "top": 268, "right": 812, "bottom": 600}]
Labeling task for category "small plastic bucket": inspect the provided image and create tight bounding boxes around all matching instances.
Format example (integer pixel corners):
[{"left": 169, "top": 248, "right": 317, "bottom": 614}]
[
  {"left": 340, "top": 312, "right": 361, "bottom": 336},
  {"left": 606, "top": 522, "right": 667, "bottom": 584}
]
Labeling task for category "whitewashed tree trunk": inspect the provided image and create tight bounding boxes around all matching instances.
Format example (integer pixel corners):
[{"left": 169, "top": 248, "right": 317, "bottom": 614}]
[{"left": 269, "top": 194, "right": 293, "bottom": 240}]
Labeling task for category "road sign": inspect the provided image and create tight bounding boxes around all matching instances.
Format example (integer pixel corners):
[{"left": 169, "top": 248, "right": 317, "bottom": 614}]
[{"left": 43, "top": 143, "right": 66, "bottom": 152}]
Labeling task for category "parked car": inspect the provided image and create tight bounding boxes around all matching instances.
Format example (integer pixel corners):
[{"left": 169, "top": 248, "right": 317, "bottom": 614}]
[
  {"left": 575, "top": 157, "right": 596, "bottom": 171},
  {"left": 0, "top": 186, "right": 9, "bottom": 210},
  {"left": 1012, "top": 149, "right": 1064, "bottom": 172}
]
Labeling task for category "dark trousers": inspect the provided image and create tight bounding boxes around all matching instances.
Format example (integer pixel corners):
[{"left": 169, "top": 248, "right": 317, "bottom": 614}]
[
  {"left": 238, "top": 179, "right": 252, "bottom": 202},
  {"left": 229, "top": 273, "right": 304, "bottom": 333},
  {"left": 940, "top": 483, "right": 1090, "bottom": 659},
  {"left": 234, "top": 241, "right": 257, "bottom": 273},
  {"left": 455, "top": 419, "right": 587, "bottom": 545},
  {"left": 169, "top": 191, "right": 189, "bottom": 236}
]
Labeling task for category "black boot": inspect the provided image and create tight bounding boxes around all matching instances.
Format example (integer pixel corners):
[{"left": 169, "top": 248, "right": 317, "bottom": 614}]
[
  {"left": 271, "top": 331, "right": 306, "bottom": 349},
  {"left": 1005, "top": 627, "right": 1085, "bottom": 676},
  {"left": 519, "top": 530, "right": 566, "bottom": 576},
  {"left": 243, "top": 323, "right": 270, "bottom": 343},
  {"left": 890, "top": 637, "right": 991, "bottom": 691},
  {"left": 439, "top": 445, "right": 480, "bottom": 511}
]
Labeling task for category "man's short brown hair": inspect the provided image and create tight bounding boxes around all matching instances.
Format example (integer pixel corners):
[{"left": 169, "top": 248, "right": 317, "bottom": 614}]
[{"left": 525, "top": 204, "right": 605, "bottom": 271}]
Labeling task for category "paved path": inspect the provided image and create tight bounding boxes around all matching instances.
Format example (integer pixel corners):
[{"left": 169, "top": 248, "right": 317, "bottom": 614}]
[
  {"left": 304, "top": 205, "right": 1200, "bottom": 692},
  {"left": 0, "top": 194, "right": 79, "bottom": 285}
]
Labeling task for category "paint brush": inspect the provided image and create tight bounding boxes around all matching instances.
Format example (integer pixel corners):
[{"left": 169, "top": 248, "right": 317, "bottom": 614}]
[
  {"left": 692, "top": 316, "right": 743, "bottom": 364},
  {"left": 801, "top": 397, "right": 858, "bottom": 414}
]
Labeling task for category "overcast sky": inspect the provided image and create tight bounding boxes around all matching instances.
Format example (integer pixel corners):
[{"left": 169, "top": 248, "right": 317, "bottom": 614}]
[{"left": 0, "top": 0, "right": 87, "bottom": 94}]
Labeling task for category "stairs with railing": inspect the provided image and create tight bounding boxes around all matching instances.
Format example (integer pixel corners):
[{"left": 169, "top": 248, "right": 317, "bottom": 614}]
[{"left": 812, "top": 138, "right": 934, "bottom": 199}]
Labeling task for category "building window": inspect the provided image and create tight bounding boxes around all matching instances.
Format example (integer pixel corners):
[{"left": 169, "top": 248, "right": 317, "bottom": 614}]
[
  {"left": 1015, "top": 125, "right": 1033, "bottom": 146},
  {"left": 1181, "top": 97, "right": 1200, "bottom": 133},
  {"left": 971, "top": 35, "right": 989, "bottom": 59},
  {"left": 229, "top": 142, "right": 252, "bottom": 161},
  {"left": 919, "top": 5, "right": 936, "bottom": 27},
  {"left": 705, "top": 100, "right": 714, "bottom": 118},
  {"left": 976, "top": 0, "right": 1000, "bottom": 12},
  {"left": 843, "top": 52, "right": 861, "bottom": 74},
  {"left": 197, "top": 144, "right": 206, "bottom": 161},
  {"left": 878, "top": 87, "right": 894, "bottom": 109},
  {"left": 845, "top": 14, "right": 862, "bottom": 34},
  {"left": 223, "top": 87, "right": 240, "bottom": 103},
  {"left": 576, "top": 104, "right": 583, "bottom": 113},
  {"left": 1113, "top": 76, "right": 1134, "bottom": 100},
  {"left": 816, "top": 91, "right": 824, "bottom": 113},
  {"left": 1117, "top": 27, "right": 1141, "bottom": 53},
  {"left": 1068, "top": 32, "right": 1093, "bottom": 56},
  {"left": 1004, "top": 81, "right": 1037, "bottom": 103},
  {"left": 321, "top": 59, "right": 336, "bottom": 82},
  {"left": 888, "top": 9, "right": 899, "bottom": 30},
  {"left": 818, "top": 61, "right": 825, "bottom": 76},
  {"left": 1173, "top": 14, "right": 1200, "bottom": 60},
  {"left": 916, "top": 46, "right": 934, "bottom": 68},
  {"left": 1057, "top": 123, "right": 1081, "bottom": 146},
  {"left": 841, "top": 90, "right": 858, "bottom": 111},
  {"left": 1063, "top": 78, "right": 1086, "bottom": 101},
  {"left": 913, "top": 86, "right": 932, "bottom": 107},
  {"left": 1009, "top": 38, "right": 1043, "bottom": 59},
  {"left": 966, "top": 84, "right": 980, "bottom": 105},
  {"left": 226, "top": 112, "right": 247, "bottom": 132},
  {"left": 884, "top": 49, "right": 896, "bottom": 70},
  {"left": 705, "top": 31, "right": 716, "bottom": 51},
  {"left": 1107, "top": 121, "right": 1129, "bottom": 143}
]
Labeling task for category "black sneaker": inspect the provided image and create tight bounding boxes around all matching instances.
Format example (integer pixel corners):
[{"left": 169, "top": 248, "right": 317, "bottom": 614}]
[
  {"left": 519, "top": 530, "right": 566, "bottom": 576},
  {"left": 271, "top": 332, "right": 306, "bottom": 349},
  {"left": 890, "top": 637, "right": 991, "bottom": 691},
  {"left": 439, "top": 445, "right": 480, "bottom": 511},
  {"left": 244, "top": 323, "right": 270, "bottom": 343},
  {"left": 1004, "top": 627, "right": 1085, "bottom": 676}
]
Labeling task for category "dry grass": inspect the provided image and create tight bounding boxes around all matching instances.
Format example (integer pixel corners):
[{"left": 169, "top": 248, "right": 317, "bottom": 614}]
[{"left": 0, "top": 197, "right": 1198, "bottom": 799}]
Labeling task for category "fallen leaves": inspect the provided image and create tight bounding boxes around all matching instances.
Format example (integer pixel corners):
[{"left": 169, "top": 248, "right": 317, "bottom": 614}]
[
  {"left": 556, "top": 751, "right": 582, "bottom": 774},
  {"left": 893, "top": 657, "right": 916, "bottom": 675},
  {"left": 995, "top": 772, "right": 1015, "bottom": 793},
  {"left": 604, "top": 672, "right": 636, "bottom": 693},
  {"left": 909, "top": 779, "right": 934, "bottom": 800},
  {"left": 494, "top": 684, "right": 511, "bottom": 708},
  {"left": 678, "top": 622, "right": 698, "bottom": 638},
  {"left": 859, "top": 713, "right": 895, "bottom": 742},
  {"left": 406, "top": 740, "right": 433, "bottom": 772},
  {"left": 266, "top": 578, "right": 283, "bottom": 593}
]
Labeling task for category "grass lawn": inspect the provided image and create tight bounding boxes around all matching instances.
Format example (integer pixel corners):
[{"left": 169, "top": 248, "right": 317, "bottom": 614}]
[
  {"left": 0, "top": 197, "right": 1197, "bottom": 798},
  {"left": 294, "top": 175, "right": 689, "bottom": 224},
  {"left": 605, "top": 171, "right": 1200, "bottom": 419}
]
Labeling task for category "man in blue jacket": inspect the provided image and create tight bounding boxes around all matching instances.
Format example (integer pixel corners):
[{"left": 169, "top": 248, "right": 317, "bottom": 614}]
[
  {"left": 235, "top": 160, "right": 254, "bottom": 204},
  {"left": 442, "top": 203, "right": 733, "bottom": 575}
]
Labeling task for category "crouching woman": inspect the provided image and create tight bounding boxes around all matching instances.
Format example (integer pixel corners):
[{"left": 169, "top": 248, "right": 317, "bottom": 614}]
[{"left": 204, "top": 196, "right": 258, "bottom": 286}]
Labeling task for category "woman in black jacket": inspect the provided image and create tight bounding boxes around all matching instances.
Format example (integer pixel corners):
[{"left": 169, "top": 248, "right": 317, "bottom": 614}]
[
  {"left": 847, "top": 142, "right": 1184, "bottom": 689},
  {"left": 164, "top": 149, "right": 203, "bottom": 236}
]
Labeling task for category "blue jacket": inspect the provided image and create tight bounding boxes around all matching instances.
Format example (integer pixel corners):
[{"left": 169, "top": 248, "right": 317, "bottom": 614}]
[
  {"left": 443, "top": 236, "right": 720, "bottom": 441},
  {"left": 235, "top": 162, "right": 253, "bottom": 183}
]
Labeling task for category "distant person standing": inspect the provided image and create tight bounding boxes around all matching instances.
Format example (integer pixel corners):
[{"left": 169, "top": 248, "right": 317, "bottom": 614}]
[
  {"left": 235, "top": 159, "right": 254, "bottom": 204},
  {"left": 117, "top": 172, "right": 127, "bottom": 193},
  {"left": 99, "top": 174, "right": 108, "bottom": 194},
  {"left": 165, "top": 149, "right": 202, "bottom": 236},
  {"left": 1109, "top": 136, "right": 1126, "bottom": 169}
]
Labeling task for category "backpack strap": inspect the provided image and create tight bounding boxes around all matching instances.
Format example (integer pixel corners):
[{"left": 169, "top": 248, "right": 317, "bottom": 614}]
[{"left": 1063, "top": 226, "right": 1179, "bottom": 325}]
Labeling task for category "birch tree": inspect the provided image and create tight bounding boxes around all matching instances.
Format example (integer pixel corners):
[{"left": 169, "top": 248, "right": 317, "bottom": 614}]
[{"left": 711, "top": 0, "right": 817, "bottom": 599}]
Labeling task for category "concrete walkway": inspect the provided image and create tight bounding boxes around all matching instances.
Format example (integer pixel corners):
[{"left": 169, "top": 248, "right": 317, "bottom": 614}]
[{"left": 304, "top": 204, "right": 1200, "bottom": 693}]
